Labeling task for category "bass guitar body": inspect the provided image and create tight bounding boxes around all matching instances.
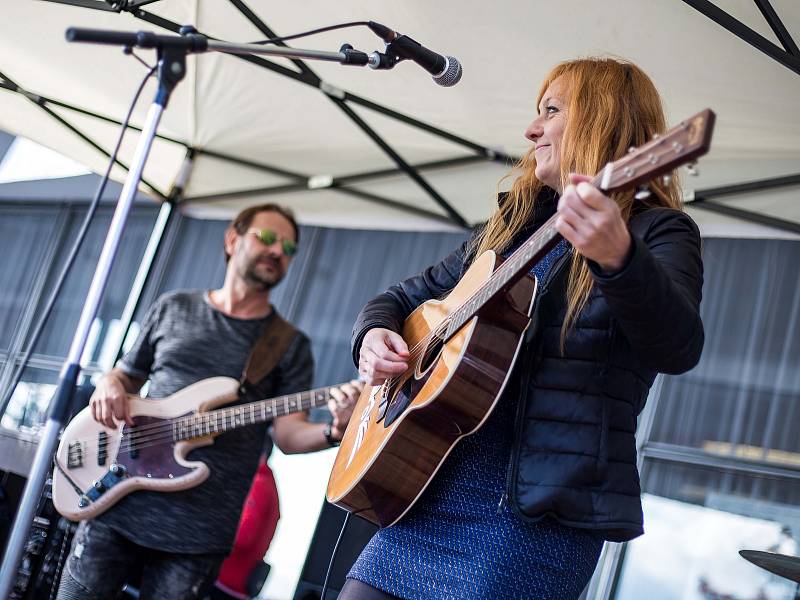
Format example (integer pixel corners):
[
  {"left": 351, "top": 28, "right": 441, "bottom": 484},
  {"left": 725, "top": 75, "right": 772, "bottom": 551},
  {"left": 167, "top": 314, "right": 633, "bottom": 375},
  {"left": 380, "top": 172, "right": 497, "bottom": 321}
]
[
  {"left": 327, "top": 250, "right": 537, "bottom": 527},
  {"left": 52, "top": 377, "right": 240, "bottom": 521}
]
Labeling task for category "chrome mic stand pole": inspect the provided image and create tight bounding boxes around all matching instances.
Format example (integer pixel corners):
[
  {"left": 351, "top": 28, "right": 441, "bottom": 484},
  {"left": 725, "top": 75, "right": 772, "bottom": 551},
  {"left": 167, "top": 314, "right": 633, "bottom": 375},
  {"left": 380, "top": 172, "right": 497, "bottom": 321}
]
[
  {"left": 0, "top": 36, "right": 190, "bottom": 599},
  {"left": 0, "top": 26, "right": 384, "bottom": 597}
]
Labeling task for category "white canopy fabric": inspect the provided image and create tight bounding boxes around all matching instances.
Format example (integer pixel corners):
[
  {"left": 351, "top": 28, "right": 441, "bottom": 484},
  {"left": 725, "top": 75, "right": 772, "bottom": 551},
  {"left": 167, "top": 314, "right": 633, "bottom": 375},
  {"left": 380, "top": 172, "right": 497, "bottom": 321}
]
[{"left": 0, "top": 0, "right": 798, "bottom": 236}]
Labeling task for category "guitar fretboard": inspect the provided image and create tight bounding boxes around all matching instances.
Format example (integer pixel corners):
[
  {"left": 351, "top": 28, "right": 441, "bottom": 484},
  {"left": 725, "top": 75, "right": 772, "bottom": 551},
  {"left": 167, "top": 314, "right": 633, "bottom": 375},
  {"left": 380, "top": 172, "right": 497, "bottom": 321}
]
[
  {"left": 444, "top": 172, "right": 609, "bottom": 339},
  {"left": 172, "top": 386, "right": 334, "bottom": 441},
  {"left": 444, "top": 212, "right": 561, "bottom": 339}
]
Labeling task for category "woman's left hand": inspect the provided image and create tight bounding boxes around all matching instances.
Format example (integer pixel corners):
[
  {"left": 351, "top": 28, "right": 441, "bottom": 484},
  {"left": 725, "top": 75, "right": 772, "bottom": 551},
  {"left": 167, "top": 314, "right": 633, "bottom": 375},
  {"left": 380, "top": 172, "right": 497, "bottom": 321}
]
[{"left": 556, "top": 173, "right": 632, "bottom": 272}]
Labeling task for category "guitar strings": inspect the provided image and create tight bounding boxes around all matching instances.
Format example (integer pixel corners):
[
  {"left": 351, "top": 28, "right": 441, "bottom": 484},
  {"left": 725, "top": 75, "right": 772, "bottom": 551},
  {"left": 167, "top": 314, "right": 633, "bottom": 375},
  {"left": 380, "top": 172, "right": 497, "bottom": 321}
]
[
  {"left": 101, "top": 393, "right": 329, "bottom": 454},
  {"left": 383, "top": 178, "right": 603, "bottom": 383},
  {"left": 98, "top": 385, "right": 337, "bottom": 442},
  {"left": 380, "top": 166, "right": 621, "bottom": 399},
  {"left": 117, "top": 393, "right": 331, "bottom": 451},
  {"left": 122, "top": 393, "right": 338, "bottom": 453},
  {"left": 381, "top": 211, "right": 562, "bottom": 393},
  {"left": 71, "top": 392, "right": 331, "bottom": 457},
  {"left": 63, "top": 388, "right": 336, "bottom": 453}
]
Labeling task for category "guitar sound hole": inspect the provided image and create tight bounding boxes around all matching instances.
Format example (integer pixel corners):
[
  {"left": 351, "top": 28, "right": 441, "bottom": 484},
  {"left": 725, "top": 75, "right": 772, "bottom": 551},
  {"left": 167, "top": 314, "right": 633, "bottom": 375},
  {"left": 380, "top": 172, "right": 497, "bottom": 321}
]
[
  {"left": 418, "top": 336, "right": 444, "bottom": 375},
  {"left": 382, "top": 335, "right": 442, "bottom": 427}
]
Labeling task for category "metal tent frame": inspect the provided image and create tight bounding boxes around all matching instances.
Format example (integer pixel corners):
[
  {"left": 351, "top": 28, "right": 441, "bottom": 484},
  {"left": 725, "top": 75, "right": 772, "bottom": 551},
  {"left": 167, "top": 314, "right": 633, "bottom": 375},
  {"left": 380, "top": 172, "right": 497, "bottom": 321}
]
[
  {"left": 0, "top": 2, "right": 798, "bottom": 598},
  {"left": 0, "top": 0, "right": 791, "bottom": 233}
]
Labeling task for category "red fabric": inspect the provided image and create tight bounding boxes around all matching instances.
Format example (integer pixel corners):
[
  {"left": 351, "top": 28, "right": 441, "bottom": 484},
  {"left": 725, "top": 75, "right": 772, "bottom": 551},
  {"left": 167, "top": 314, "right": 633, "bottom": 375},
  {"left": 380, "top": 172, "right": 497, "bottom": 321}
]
[{"left": 216, "top": 461, "right": 280, "bottom": 594}]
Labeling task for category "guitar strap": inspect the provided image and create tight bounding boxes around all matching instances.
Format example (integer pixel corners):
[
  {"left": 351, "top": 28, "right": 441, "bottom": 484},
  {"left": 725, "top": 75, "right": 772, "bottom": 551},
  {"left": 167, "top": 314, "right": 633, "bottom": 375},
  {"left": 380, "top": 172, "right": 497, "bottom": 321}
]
[{"left": 241, "top": 312, "right": 298, "bottom": 391}]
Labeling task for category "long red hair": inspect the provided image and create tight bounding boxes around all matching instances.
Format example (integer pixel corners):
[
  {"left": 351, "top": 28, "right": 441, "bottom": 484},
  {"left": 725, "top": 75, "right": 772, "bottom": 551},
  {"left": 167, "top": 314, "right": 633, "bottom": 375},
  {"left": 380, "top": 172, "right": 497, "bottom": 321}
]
[{"left": 471, "top": 57, "right": 682, "bottom": 342}]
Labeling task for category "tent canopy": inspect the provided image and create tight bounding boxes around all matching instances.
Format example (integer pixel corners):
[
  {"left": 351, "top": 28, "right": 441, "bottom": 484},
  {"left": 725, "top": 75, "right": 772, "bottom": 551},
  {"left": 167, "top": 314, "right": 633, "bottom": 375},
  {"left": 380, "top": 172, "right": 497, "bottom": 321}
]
[{"left": 0, "top": 0, "right": 798, "bottom": 235}]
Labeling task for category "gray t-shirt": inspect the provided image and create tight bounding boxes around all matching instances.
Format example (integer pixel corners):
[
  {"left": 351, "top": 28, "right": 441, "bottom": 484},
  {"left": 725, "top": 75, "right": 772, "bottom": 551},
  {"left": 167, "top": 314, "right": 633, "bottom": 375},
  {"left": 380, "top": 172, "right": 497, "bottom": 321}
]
[{"left": 97, "top": 290, "right": 313, "bottom": 554}]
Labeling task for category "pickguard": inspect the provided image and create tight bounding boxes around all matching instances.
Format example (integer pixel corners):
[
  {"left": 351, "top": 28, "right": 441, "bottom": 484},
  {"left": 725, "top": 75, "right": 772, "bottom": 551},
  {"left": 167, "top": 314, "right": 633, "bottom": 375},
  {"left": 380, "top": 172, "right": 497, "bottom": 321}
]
[{"left": 115, "top": 416, "right": 193, "bottom": 480}]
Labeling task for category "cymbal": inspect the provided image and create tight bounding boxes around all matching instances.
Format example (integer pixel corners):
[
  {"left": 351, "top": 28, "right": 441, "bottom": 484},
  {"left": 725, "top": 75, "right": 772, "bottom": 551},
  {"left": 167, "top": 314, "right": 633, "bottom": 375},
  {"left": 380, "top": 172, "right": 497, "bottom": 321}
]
[{"left": 740, "top": 550, "right": 800, "bottom": 583}]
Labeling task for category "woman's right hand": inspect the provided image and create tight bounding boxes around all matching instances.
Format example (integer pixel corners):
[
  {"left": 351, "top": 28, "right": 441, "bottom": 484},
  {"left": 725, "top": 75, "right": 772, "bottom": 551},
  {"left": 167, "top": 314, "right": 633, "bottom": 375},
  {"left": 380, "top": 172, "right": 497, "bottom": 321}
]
[{"left": 358, "top": 328, "right": 410, "bottom": 385}]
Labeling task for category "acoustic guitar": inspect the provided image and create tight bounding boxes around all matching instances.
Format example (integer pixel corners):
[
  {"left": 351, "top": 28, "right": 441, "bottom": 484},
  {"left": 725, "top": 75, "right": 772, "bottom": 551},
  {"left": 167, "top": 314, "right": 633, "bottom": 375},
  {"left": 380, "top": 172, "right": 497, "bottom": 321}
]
[
  {"left": 327, "top": 109, "right": 715, "bottom": 527},
  {"left": 53, "top": 377, "right": 344, "bottom": 521}
]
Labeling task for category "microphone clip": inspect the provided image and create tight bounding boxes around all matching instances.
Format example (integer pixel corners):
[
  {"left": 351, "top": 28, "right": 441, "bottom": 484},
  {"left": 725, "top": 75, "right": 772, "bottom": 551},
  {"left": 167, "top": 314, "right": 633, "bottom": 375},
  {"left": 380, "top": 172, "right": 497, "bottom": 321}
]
[
  {"left": 371, "top": 35, "right": 425, "bottom": 70},
  {"left": 367, "top": 47, "right": 403, "bottom": 71}
]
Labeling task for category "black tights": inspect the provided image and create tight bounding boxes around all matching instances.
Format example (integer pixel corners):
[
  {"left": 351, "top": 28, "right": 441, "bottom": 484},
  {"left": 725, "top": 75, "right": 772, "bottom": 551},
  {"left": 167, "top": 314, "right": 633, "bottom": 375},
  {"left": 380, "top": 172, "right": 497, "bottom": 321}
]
[{"left": 337, "top": 578, "right": 401, "bottom": 599}]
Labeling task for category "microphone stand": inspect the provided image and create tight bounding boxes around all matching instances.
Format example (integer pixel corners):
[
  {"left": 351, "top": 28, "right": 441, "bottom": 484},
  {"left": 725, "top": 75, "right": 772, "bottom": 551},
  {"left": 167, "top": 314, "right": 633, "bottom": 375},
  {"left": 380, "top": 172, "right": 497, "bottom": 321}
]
[{"left": 0, "top": 26, "right": 381, "bottom": 597}]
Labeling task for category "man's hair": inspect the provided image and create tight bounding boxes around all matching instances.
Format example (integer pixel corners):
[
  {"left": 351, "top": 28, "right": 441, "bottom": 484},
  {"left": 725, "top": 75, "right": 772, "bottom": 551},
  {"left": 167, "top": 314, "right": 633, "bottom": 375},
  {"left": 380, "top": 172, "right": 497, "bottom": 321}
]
[{"left": 224, "top": 203, "right": 299, "bottom": 263}]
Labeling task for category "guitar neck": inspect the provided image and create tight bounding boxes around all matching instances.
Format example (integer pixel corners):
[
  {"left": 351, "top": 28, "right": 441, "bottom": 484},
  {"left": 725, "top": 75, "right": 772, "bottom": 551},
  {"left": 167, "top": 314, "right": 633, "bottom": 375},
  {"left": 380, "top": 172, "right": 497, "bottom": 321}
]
[
  {"left": 445, "top": 213, "right": 564, "bottom": 338},
  {"left": 444, "top": 107, "right": 717, "bottom": 339},
  {"left": 172, "top": 386, "right": 335, "bottom": 441},
  {"left": 443, "top": 166, "right": 611, "bottom": 338}
]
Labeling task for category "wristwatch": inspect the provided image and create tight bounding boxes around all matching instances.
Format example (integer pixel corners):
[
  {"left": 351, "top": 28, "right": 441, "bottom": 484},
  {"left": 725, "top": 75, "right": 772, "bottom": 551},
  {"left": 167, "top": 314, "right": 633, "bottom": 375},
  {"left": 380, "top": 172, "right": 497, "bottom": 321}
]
[{"left": 323, "top": 424, "right": 341, "bottom": 447}]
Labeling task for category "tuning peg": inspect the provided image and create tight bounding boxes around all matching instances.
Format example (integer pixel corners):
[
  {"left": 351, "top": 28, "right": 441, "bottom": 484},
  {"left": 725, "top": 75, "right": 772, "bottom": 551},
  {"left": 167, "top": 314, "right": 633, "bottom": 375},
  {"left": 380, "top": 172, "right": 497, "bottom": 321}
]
[
  {"left": 628, "top": 146, "right": 636, "bottom": 154},
  {"left": 635, "top": 186, "right": 652, "bottom": 200},
  {"left": 685, "top": 162, "right": 699, "bottom": 177}
]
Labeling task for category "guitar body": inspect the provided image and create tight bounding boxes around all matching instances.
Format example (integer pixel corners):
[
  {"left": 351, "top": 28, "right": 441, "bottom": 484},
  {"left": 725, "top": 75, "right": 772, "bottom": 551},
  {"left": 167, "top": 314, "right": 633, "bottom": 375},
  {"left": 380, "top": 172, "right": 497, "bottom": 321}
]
[
  {"left": 52, "top": 377, "right": 240, "bottom": 521},
  {"left": 327, "top": 250, "right": 538, "bottom": 527}
]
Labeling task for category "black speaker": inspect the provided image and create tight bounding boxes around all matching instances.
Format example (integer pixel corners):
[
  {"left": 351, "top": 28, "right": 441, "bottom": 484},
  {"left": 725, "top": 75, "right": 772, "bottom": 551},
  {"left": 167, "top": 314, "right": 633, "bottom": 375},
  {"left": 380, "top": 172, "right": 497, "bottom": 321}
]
[{"left": 293, "top": 502, "right": 378, "bottom": 600}]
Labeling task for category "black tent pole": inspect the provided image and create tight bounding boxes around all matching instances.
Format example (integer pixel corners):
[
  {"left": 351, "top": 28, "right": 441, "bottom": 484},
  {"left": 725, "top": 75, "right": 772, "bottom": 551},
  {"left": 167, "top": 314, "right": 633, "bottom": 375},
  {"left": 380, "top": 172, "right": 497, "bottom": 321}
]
[{"left": 681, "top": 0, "right": 800, "bottom": 77}]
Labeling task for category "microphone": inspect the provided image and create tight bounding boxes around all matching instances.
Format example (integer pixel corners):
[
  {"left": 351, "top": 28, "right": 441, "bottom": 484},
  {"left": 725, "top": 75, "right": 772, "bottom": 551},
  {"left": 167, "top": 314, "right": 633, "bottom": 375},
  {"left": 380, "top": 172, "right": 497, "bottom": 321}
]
[{"left": 367, "top": 21, "right": 462, "bottom": 87}]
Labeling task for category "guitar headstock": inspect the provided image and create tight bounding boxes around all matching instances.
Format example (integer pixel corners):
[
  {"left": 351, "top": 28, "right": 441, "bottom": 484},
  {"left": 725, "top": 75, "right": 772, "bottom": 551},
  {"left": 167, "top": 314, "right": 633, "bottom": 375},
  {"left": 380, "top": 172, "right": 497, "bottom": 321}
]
[{"left": 597, "top": 108, "right": 716, "bottom": 193}]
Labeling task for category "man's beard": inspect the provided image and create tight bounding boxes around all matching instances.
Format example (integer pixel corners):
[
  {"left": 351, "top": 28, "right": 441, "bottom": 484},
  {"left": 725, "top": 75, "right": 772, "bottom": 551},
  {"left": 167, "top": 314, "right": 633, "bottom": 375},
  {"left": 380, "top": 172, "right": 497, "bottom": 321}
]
[{"left": 240, "top": 256, "right": 283, "bottom": 290}]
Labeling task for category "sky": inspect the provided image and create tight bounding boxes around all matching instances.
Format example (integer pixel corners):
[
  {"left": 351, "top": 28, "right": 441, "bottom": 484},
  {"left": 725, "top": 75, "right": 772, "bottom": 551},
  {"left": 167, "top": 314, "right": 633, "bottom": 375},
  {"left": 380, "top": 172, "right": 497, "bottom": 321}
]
[{"left": 0, "top": 136, "right": 90, "bottom": 183}]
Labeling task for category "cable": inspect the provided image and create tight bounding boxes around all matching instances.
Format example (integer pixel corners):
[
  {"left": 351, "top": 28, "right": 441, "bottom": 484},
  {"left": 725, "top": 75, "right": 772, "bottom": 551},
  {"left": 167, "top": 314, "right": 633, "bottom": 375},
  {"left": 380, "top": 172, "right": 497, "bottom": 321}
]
[
  {"left": 321, "top": 510, "right": 351, "bottom": 599},
  {"left": 250, "top": 21, "right": 370, "bottom": 45},
  {"left": 0, "top": 61, "right": 157, "bottom": 421}
]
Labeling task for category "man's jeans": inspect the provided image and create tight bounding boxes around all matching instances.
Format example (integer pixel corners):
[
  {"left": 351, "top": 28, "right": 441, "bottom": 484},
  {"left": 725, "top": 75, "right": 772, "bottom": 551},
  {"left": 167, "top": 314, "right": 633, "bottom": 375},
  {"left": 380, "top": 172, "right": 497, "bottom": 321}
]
[{"left": 55, "top": 519, "right": 224, "bottom": 600}]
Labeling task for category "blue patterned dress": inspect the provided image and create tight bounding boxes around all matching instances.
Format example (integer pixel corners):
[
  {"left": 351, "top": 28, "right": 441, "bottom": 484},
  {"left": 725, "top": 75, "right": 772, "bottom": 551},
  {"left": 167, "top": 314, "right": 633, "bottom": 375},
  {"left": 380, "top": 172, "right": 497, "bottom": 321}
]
[{"left": 347, "top": 239, "right": 604, "bottom": 600}]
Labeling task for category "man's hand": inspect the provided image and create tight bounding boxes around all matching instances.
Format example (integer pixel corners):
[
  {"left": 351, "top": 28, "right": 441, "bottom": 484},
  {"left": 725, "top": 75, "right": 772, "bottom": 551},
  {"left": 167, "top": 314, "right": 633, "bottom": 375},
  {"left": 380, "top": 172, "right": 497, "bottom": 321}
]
[
  {"left": 358, "top": 328, "right": 409, "bottom": 385},
  {"left": 328, "top": 379, "right": 363, "bottom": 441},
  {"left": 556, "top": 173, "right": 632, "bottom": 272},
  {"left": 89, "top": 370, "right": 137, "bottom": 429}
]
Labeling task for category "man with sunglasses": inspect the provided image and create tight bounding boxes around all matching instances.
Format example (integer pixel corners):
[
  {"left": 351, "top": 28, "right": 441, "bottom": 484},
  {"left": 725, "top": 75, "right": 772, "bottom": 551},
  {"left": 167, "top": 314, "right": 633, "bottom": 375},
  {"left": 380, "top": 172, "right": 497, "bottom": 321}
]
[{"left": 56, "top": 204, "right": 360, "bottom": 600}]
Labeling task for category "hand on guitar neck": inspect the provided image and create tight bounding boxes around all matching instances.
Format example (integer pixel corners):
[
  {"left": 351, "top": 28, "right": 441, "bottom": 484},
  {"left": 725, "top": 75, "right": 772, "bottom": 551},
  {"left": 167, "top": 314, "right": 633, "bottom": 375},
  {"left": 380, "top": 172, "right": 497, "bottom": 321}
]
[
  {"left": 358, "top": 328, "right": 410, "bottom": 385},
  {"left": 557, "top": 173, "right": 633, "bottom": 273}
]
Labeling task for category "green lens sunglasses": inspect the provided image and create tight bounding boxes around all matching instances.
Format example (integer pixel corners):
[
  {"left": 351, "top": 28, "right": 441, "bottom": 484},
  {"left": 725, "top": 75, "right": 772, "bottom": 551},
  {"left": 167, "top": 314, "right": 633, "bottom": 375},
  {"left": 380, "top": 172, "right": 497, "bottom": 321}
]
[{"left": 247, "top": 228, "right": 297, "bottom": 256}]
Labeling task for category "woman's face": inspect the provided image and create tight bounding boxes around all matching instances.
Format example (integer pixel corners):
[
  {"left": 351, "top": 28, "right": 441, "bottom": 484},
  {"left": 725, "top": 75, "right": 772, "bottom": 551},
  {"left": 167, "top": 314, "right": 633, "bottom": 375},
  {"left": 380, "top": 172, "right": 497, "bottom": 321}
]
[{"left": 524, "top": 75, "right": 570, "bottom": 192}]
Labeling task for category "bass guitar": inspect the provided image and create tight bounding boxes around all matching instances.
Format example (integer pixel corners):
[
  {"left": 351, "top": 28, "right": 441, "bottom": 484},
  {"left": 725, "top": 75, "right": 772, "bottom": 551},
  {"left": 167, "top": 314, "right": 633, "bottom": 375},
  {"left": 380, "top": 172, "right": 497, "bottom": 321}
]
[
  {"left": 327, "top": 109, "right": 715, "bottom": 527},
  {"left": 53, "top": 377, "right": 343, "bottom": 521}
]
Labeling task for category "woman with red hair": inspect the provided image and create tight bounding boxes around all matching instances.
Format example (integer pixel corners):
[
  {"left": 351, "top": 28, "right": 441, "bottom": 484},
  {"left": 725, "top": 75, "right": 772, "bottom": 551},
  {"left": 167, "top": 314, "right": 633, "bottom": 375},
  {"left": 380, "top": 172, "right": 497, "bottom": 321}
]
[{"left": 340, "top": 57, "right": 705, "bottom": 599}]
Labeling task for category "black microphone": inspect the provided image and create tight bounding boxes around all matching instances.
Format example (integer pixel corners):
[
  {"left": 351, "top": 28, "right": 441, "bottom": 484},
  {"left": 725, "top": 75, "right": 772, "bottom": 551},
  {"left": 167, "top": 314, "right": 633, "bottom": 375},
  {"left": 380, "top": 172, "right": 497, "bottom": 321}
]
[{"left": 367, "top": 21, "right": 462, "bottom": 87}]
